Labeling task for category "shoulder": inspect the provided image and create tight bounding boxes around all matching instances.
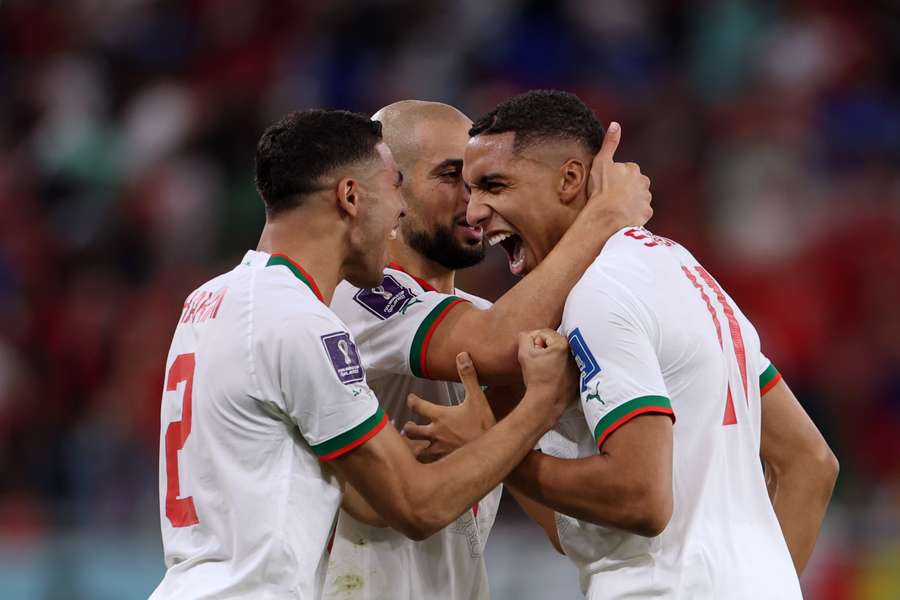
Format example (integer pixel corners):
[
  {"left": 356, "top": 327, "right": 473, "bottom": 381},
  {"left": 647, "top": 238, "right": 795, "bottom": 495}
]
[
  {"left": 253, "top": 269, "right": 347, "bottom": 336},
  {"left": 454, "top": 288, "right": 492, "bottom": 310}
]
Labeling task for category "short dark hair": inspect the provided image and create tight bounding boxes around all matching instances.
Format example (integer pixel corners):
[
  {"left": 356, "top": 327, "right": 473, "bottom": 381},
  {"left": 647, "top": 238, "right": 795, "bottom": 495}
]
[
  {"left": 255, "top": 109, "right": 383, "bottom": 215},
  {"left": 468, "top": 90, "right": 604, "bottom": 154}
]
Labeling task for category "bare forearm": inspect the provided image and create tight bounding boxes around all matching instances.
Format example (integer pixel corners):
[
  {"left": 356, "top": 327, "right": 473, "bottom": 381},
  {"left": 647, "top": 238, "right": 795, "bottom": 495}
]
[
  {"left": 408, "top": 397, "right": 549, "bottom": 532},
  {"left": 508, "top": 451, "right": 648, "bottom": 534},
  {"left": 769, "top": 462, "right": 837, "bottom": 574},
  {"left": 341, "top": 484, "right": 387, "bottom": 528}
]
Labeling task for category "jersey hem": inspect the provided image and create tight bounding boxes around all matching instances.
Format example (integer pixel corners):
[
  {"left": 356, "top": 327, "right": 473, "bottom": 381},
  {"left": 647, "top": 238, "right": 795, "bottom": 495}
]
[
  {"left": 314, "top": 407, "right": 388, "bottom": 461},
  {"left": 409, "top": 297, "right": 467, "bottom": 378},
  {"left": 594, "top": 395, "right": 675, "bottom": 449},
  {"left": 759, "top": 364, "right": 782, "bottom": 396}
]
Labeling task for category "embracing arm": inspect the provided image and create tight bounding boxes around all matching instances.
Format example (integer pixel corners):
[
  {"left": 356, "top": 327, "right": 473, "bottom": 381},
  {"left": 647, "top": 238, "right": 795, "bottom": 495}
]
[
  {"left": 760, "top": 377, "right": 838, "bottom": 574},
  {"left": 331, "top": 332, "right": 576, "bottom": 540},
  {"left": 507, "top": 414, "right": 674, "bottom": 537},
  {"left": 423, "top": 126, "right": 653, "bottom": 384}
]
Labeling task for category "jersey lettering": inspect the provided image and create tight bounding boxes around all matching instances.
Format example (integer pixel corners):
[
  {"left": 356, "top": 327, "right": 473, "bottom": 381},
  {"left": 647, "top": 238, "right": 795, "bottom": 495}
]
[{"left": 164, "top": 353, "right": 199, "bottom": 527}]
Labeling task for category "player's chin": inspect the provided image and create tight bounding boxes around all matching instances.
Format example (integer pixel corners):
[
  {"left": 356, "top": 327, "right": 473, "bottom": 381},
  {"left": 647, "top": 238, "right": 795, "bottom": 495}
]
[{"left": 345, "top": 258, "right": 386, "bottom": 289}]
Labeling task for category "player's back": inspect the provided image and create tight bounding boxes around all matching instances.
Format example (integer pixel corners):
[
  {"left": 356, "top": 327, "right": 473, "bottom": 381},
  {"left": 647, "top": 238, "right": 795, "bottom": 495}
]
[
  {"left": 152, "top": 251, "right": 384, "bottom": 600},
  {"left": 548, "top": 227, "right": 800, "bottom": 599}
]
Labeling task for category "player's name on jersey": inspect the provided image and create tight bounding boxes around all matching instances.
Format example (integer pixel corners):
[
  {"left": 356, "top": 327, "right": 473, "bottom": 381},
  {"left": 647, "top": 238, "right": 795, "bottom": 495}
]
[{"left": 180, "top": 287, "right": 228, "bottom": 324}]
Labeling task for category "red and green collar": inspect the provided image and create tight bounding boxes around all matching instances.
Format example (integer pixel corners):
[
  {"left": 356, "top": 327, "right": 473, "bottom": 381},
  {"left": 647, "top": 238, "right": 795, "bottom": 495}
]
[
  {"left": 386, "top": 262, "right": 438, "bottom": 292},
  {"left": 266, "top": 253, "right": 324, "bottom": 302}
]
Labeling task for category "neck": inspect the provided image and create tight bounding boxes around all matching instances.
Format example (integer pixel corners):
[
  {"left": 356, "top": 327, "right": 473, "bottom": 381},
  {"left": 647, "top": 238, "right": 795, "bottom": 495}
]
[
  {"left": 256, "top": 210, "right": 345, "bottom": 304},
  {"left": 388, "top": 239, "right": 455, "bottom": 294}
]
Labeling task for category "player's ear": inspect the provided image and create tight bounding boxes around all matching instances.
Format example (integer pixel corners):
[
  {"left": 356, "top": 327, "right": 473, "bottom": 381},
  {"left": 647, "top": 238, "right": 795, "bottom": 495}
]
[
  {"left": 558, "top": 158, "right": 588, "bottom": 205},
  {"left": 336, "top": 177, "right": 360, "bottom": 217}
]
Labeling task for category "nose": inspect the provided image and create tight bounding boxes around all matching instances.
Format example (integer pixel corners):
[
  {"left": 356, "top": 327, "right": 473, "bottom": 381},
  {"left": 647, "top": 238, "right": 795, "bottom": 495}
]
[
  {"left": 397, "top": 190, "right": 408, "bottom": 218},
  {"left": 466, "top": 192, "right": 491, "bottom": 227}
]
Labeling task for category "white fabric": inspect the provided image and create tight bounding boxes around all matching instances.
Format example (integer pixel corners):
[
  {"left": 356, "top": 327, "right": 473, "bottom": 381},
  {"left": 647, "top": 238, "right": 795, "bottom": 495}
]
[
  {"left": 327, "top": 266, "right": 501, "bottom": 600},
  {"left": 541, "top": 228, "right": 801, "bottom": 599},
  {"left": 151, "top": 251, "right": 382, "bottom": 600}
]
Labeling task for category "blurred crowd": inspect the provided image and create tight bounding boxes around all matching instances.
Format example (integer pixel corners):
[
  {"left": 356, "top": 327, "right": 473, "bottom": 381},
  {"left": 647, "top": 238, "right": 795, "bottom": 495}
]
[{"left": 0, "top": 0, "right": 898, "bottom": 598}]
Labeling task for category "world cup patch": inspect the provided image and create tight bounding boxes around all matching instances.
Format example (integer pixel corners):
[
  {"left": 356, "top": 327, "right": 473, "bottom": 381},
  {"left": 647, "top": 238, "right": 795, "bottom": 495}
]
[
  {"left": 321, "top": 331, "right": 364, "bottom": 384},
  {"left": 568, "top": 327, "right": 601, "bottom": 392},
  {"left": 353, "top": 274, "right": 418, "bottom": 320}
]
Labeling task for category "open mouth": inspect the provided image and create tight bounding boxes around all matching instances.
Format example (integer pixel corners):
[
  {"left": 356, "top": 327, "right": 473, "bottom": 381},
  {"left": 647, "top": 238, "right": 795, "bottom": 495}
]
[
  {"left": 454, "top": 217, "right": 483, "bottom": 242},
  {"left": 488, "top": 231, "right": 526, "bottom": 275}
]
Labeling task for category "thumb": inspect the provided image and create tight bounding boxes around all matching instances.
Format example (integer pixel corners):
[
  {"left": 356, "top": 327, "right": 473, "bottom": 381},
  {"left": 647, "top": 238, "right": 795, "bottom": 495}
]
[
  {"left": 595, "top": 121, "right": 621, "bottom": 163},
  {"left": 456, "top": 352, "right": 484, "bottom": 403}
]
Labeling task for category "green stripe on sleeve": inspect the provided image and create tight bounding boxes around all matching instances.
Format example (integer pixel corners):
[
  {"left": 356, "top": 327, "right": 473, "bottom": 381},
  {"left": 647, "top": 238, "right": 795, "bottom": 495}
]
[
  {"left": 759, "top": 363, "right": 779, "bottom": 390},
  {"left": 311, "top": 406, "right": 386, "bottom": 459},
  {"left": 409, "top": 296, "right": 464, "bottom": 378},
  {"left": 593, "top": 395, "right": 674, "bottom": 447}
]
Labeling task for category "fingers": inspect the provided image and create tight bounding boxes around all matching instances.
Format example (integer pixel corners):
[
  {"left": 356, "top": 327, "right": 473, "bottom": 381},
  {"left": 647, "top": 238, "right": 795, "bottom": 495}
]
[
  {"left": 402, "top": 420, "right": 433, "bottom": 441},
  {"left": 518, "top": 329, "right": 568, "bottom": 354},
  {"left": 404, "top": 437, "right": 431, "bottom": 458},
  {"left": 407, "top": 393, "right": 442, "bottom": 420},
  {"left": 595, "top": 121, "right": 621, "bottom": 163},
  {"left": 456, "top": 352, "right": 484, "bottom": 402}
]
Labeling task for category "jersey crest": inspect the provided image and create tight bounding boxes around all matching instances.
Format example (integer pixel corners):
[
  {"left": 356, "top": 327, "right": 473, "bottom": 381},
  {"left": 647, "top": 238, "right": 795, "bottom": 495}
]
[
  {"left": 353, "top": 274, "right": 418, "bottom": 320},
  {"left": 320, "top": 331, "right": 365, "bottom": 384},
  {"left": 568, "top": 327, "right": 601, "bottom": 392}
]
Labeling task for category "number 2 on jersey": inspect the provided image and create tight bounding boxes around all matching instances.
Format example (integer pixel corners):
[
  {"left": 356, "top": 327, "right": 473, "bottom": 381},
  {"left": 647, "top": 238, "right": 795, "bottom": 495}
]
[
  {"left": 681, "top": 266, "right": 749, "bottom": 426},
  {"left": 165, "top": 353, "right": 200, "bottom": 527}
]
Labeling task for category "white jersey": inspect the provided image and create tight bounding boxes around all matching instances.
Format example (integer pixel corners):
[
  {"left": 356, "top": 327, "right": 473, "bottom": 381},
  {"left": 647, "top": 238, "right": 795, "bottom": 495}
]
[
  {"left": 539, "top": 228, "right": 798, "bottom": 599},
  {"left": 151, "top": 251, "right": 387, "bottom": 600},
  {"left": 326, "top": 263, "right": 502, "bottom": 600}
]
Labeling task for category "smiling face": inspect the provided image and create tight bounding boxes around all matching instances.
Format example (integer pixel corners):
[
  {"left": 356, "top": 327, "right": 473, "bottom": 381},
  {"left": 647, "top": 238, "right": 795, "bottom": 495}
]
[
  {"left": 386, "top": 105, "right": 485, "bottom": 270},
  {"left": 343, "top": 141, "right": 407, "bottom": 287},
  {"left": 463, "top": 132, "right": 583, "bottom": 276}
]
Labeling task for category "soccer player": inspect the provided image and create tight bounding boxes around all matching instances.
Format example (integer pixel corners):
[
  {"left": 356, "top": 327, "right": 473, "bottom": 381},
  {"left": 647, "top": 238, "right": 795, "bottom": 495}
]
[
  {"left": 325, "top": 100, "right": 652, "bottom": 599},
  {"left": 417, "top": 90, "right": 839, "bottom": 599},
  {"left": 150, "top": 108, "right": 579, "bottom": 599}
]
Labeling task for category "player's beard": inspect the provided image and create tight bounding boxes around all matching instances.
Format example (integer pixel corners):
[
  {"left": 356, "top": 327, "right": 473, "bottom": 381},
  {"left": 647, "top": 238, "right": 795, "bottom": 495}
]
[{"left": 403, "top": 219, "right": 486, "bottom": 270}]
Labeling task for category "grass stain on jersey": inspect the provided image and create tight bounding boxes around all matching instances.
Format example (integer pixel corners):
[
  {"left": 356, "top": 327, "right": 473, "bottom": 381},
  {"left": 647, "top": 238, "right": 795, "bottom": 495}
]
[{"left": 333, "top": 574, "right": 364, "bottom": 592}]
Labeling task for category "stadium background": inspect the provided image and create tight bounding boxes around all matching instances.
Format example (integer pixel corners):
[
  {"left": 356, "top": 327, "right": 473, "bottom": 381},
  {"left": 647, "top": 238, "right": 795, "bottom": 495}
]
[{"left": 1, "top": 0, "right": 898, "bottom": 598}]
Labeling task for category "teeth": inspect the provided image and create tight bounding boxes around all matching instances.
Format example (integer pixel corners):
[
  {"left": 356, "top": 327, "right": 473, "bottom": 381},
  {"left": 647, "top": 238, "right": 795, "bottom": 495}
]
[
  {"left": 488, "top": 232, "right": 513, "bottom": 247},
  {"left": 388, "top": 227, "right": 398, "bottom": 240}
]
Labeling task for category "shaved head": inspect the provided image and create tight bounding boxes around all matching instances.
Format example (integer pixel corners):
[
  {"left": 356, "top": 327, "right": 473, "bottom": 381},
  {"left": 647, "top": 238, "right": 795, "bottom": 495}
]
[
  {"left": 370, "top": 100, "right": 484, "bottom": 270},
  {"left": 373, "top": 100, "right": 471, "bottom": 172}
]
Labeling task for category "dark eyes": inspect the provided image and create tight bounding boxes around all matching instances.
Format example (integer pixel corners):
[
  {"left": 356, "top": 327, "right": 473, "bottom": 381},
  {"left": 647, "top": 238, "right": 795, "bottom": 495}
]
[{"left": 440, "top": 169, "right": 461, "bottom": 180}]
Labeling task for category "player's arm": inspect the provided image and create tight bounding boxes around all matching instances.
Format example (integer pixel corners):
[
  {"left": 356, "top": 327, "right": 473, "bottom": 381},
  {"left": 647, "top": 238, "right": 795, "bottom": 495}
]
[
  {"left": 507, "top": 416, "right": 673, "bottom": 537},
  {"left": 330, "top": 331, "right": 577, "bottom": 541},
  {"left": 409, "top": 384, "right": 675, "bottom": 537},
  {"left": 508, "top": 487, "right": 564, "bottom": 554},
  {"left": 423, "top": 125, "right": 653, "bottom": 384},
  {"left": 404, "top": 380, "right": 563, "bottom": 553},
  {"left": 759, "top": 373, "right": 838, "bottom": 575}
]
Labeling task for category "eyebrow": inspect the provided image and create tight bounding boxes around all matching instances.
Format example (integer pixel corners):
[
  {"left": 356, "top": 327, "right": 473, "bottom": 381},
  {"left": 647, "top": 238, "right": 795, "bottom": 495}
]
[
  {"left": 475, "top": 173, "right": 508, "bottom": 187},
  {"left": 429, "top": 159, "right": 463, "bottom": 176}
]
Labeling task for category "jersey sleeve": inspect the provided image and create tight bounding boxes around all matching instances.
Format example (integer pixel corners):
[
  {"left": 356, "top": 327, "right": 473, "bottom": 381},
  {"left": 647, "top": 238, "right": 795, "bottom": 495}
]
[
  {"left": 330, "top": 275, "right": 469, "bottom": 379},
  {"left": 265, "top": 310, "right": 388, "bottom": 461},
  {"left": 562, "top": 279, "right": 675, "bottom": 450},
  {"left": 758, "top": 353, "right": 782, "bottom": 395}
]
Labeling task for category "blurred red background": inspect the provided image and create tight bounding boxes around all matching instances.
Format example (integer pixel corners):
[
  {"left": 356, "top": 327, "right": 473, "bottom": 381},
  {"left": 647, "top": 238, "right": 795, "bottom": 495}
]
[{"left": 0, "top": 1, "right": 898, "bottom": 598}]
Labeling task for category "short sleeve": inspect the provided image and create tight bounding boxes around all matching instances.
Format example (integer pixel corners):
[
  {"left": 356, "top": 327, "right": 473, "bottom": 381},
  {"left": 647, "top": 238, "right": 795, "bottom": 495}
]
[
  {"left": 271, "top": 311, "right": 387, "bottom": 461},
  {"left": 330, "top": 274, "right": 469, "bottom": 379},
  {"left": 562, "top": 280, "right": 675, "bottom": 450},
  {"left": 758, "top": 353, "right": 782, "bottom": 396}
]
